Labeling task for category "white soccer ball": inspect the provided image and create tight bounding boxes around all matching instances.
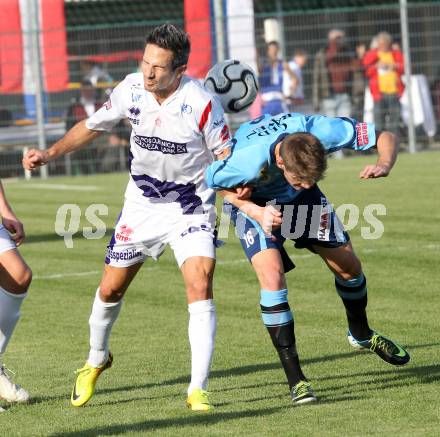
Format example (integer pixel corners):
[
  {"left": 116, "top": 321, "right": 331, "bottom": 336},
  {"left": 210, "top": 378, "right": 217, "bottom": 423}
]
[{"left": 204, "top": 60, "right": 258, "bottom": 113}]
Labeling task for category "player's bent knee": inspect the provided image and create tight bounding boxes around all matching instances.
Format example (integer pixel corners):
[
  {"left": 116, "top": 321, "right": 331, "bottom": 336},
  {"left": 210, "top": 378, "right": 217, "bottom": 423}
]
[
  {"left": 99, "top": 284, "right": 124, "bottom": 303},
  {"left": 256, "top": 265, "right": 285, "bottom": 291},
  {"left": 20, "top": 266, "right": 32, "bottom": 291},
  {"left": 335, "top": 258, "right": 363, "bottom": 281},
  {"left": 8, "top": 265, "right": 32, "bottom": 294},
  {"left": 185, "top": 277, "right": 212, "bottom": 301}
]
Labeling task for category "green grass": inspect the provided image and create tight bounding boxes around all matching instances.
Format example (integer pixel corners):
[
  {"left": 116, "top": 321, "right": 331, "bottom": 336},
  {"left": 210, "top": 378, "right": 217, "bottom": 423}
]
[{"left": 1, "top": 151, "right": 440, "bottom": 436}]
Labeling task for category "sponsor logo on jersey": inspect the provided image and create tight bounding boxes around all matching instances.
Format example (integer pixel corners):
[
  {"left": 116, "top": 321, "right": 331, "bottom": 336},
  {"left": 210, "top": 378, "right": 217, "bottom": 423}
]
[
  {"left": 133, "top": 135, "right": 188, "bottom": 154},
  {"left": 104, "top": 99, "right": 112, "bottom": 110},
  {"left": 115, "top": 224, "right": 133, "bottom": 242},
  {"left": 181, "top": 103, "right": 192, "bottom": 114},
  {"left": 129, "top": 106, "right": 141, "bottom": 117},
  {"left": 128, "top": 117, "right": 140, "bottom": 125},
  {"left": 246, "top": 113, "right": 293, "bottom": 140},
  {"left": 219, "top": 124, "right": 230, "bottom": 142},
  {"left": 356, "top": 122, "right": 369, "bottom": 146},
  {"left": 131, "top": 93, "right": 142, "bottom": 102},
  {"left": 213, "top": 118, "right": 225, "bottom": 128},
  {"left": 318, "top": 197, "right": 331, "bottom": 241},
  {"left": 155, "top": 117, "right": 161, "bottom": 127}
]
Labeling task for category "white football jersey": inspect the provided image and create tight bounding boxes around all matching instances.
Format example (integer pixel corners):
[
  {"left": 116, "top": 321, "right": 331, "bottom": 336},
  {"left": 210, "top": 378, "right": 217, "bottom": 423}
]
[{"left": 86, "top": 73, "right": 230, "bottom": 213}]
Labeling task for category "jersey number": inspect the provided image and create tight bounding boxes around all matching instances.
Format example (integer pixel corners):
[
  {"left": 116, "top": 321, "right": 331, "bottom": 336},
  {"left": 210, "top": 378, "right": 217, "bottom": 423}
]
[{"left": 244, "top": 230, "right": 255, "bottom": 248}]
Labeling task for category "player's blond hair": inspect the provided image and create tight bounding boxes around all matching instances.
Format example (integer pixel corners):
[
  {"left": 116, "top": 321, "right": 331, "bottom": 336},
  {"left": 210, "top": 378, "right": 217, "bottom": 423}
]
[{"left": 279, "top": 133, "right": 327, "bottom": 185}]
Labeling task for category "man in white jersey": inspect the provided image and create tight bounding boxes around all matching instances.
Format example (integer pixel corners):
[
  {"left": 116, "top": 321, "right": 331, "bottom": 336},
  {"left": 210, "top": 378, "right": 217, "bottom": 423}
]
[
  {"left": 0, "top": 179, "right": 32, "bottom": 411},
  {"left": 23, "top": 24, "right": 230, "bottom": 411}
]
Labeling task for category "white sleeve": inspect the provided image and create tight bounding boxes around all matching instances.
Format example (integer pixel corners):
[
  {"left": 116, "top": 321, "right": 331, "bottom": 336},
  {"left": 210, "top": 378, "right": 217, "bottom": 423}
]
[
  {"left": 199, "top": 96, "right": 231, "bottom": 155},
  {"left": 85, "top": 80, "right": 126, "bottom": 132}
]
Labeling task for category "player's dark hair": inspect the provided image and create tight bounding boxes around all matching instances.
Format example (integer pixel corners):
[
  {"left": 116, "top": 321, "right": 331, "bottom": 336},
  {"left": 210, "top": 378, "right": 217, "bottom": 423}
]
[
  {"left": 145, "top": 23, "right": 190, "bottom": 69},
  {"left": 81, "top": 79, "right": 93, "bottom": 87},
  {"left": 267, "top": 40, "right": 280, "bottom": 49},
  {"left": 279, "top": 133, "right": 327, "bottom": 185}
]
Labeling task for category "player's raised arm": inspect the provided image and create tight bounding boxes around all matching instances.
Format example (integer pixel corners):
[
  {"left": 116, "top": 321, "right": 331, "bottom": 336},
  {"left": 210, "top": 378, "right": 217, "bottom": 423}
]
[
  {"left": 23, "top": 76, "right": 127, "bottom": 171},
  {"left": 0, "top": 179, "right": 25, "bottom": 245},
  {"left": 220, "top": 188, "right": 282, "bottom": 235},
  {"left": 22, "top": 119, "right": 101, "bottom": 170},
  {"left": 359, "top": 131, "right": 398, "bottom": 179}
]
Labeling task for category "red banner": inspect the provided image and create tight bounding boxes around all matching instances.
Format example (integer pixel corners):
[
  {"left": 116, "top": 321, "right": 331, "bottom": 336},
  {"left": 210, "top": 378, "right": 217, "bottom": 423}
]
[{"left": 184, "top": 0, "right": 212, "bottom": 79}]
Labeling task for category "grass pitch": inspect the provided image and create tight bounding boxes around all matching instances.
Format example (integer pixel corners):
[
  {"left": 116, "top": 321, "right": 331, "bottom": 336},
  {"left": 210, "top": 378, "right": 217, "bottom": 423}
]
[{"left": 1, "top": 151, "right": 440, "bottom": 436}]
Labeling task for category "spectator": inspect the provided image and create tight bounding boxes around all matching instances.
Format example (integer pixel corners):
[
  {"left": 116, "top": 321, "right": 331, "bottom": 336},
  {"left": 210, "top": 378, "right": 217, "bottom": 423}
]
[
  {"left": 363, "top": 32, "right": 404, "bottom": 134},
  {"left": 312, "top": 29, "right": 355, "bottom": 117},
  {"left": 65, "top": 80, "right": 102, "bottom": 174},
  {"left": 352, "top": 42, "right": 367, "bottom": 122},
  {"left": 66, "top": 80, "right": 101, "bottom": 131},
  {"left": 80, "top": 60, "right": 113, "bottom": 87},
  {"left": 259, "top": 41, "right": 296, "bottom": 115},
  {"left": 283, "top": 48, "right": 308, "bottom": 112},
  {"left": 80, "top": 60, "right": 113, "bottom": 100},
  {"left": 0, "top": 109, "right": 12, "bottom": 128}
]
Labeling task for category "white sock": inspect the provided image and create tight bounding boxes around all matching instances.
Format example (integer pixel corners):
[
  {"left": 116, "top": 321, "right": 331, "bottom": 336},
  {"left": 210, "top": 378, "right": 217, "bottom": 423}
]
[
  {"left": 87, "top": 289, "right": 122, "bottom": 367},
  {"left": 0, "top": 287, "right": 27, "bottom": 355},
  {"left": 187, "top": 299, "right": 216, "bottom": 395}
]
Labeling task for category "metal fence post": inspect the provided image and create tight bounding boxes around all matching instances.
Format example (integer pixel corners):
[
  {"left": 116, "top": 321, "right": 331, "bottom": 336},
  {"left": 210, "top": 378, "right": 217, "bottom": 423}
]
[
  {"left": 213, "top": 0, "right": 226, "bottom": 62},
  {"left": 29, "top": 0, "right": 48, "bottom": 177},
  {"left": 400, "top": 0, "right": 417, "bottom": 153},
  {"left": 275, "top": 0, "right": 286, "bottom": 59}
]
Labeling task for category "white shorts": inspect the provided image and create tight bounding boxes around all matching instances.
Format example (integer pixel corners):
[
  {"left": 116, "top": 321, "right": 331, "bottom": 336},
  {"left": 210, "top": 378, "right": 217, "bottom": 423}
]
[
  {"left": 0, "top": 225, "right": 16, "bottom": 255},
  {"left": 105, "top": 198, "right": 217, "bottom": 268}
]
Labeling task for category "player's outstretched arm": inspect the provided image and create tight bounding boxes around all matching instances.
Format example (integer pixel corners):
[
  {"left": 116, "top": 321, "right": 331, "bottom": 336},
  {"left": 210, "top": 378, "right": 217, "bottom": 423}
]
[
  {"left": 218, "top": 189, "right": 282, "bottom": 235},
  {"left": 22, "top": 120, "right": 102, "bottom": 170},
  {"left": 0, "top": 179, "right": 25, "bottom": 245},
  {"left": 359, "top": 131, "right": 398, "bottom": 179}
]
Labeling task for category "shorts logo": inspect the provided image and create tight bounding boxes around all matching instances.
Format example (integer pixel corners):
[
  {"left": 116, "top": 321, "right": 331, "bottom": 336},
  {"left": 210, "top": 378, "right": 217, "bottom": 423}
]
[
  {"left": 115, "top": 224, "right": 133, "bottom": 242},
  {"left": 129, "top": 106, "right": 141, "bottom": 118},
  {"left": 318, "top": 197, "right": 331, "bottom": 241},
  {"left": 107, "top": 248, "right": 143, "bottom": 262},
  {"left": 133, "top": 135, "right": 187, "bottom": 155},
  {"left": 181, "top": 103, "right": 192, "bottom": 114},
  {"left": 356, "top": 122, "right": 369, "bottom": 146},
  {"left": 180, "top": 224, "right": 211, "bottom": 238}
]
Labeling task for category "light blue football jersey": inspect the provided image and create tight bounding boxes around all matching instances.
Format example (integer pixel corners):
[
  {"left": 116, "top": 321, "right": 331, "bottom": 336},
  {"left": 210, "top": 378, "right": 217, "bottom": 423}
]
[{"left": 205, "top": 112, "right": 376, "bottom": 202}]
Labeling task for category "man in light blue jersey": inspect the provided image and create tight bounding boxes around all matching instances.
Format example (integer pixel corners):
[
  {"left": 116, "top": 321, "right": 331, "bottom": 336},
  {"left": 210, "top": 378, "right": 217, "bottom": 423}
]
[{"left": 205, "top": 113, "right": 410, "bottom": 405}]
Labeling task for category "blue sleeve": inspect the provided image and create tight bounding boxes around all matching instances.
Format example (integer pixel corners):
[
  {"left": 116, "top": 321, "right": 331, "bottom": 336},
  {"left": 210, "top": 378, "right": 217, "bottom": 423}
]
[
  {"left": 205, "top": 147, "right": 267, "bottom": 189},
  {"left": 305, "top": 115, "right": 377, "bottom": 152}
]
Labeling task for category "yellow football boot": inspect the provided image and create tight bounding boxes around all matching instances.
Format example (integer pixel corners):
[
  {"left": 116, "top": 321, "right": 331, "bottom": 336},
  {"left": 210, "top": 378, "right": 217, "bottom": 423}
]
[
  {"left": 186, "top": 388, "right": 213, "bottom": 411},
  {"left": 71, "top": 353, "right": 113, "bottom": 407}
]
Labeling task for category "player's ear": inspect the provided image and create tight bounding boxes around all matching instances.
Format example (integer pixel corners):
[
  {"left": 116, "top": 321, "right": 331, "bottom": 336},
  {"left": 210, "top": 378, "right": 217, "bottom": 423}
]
[
  {"left": 276, "top": 156, "right": 285, "bottom": 170},
  {"left": 175, "top": 64, "right": 187, "bottom": 78}
]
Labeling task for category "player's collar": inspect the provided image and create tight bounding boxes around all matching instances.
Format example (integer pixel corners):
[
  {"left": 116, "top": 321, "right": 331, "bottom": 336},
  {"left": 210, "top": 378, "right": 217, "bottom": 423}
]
[{"left": 269, "top": 134, "right": 289, "bottom": 165}]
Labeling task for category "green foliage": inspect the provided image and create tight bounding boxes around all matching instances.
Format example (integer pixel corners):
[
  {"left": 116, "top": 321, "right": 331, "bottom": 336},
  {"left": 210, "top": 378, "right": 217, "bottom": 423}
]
[{"left": 1, "top": 151, "right": 439, "bottom": 435}]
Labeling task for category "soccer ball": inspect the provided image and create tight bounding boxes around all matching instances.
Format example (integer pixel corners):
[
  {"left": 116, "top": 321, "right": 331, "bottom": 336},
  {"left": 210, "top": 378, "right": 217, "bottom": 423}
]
[{"left": 204, "top": 60, "right": 258, "bottom": 113}]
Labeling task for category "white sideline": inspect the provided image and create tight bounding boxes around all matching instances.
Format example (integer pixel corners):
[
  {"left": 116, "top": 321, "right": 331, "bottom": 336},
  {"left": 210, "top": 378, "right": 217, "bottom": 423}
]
[
  {"left": 15, "top": 183, "right": 100, "bottom": 191},
  {"left": 33, "top": 253, "right": 313, "bottom": 280},
  {"left": 32, "top": 244, "right": 438, "bottom": 281}
]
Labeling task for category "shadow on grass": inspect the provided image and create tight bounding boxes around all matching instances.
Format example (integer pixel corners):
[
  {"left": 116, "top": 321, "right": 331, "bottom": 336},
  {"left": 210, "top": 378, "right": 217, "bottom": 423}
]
[
  {"left": 76, "top": 341, "right": 440, "bottom": 399},
  {"left": 48, "top": 406, "right": 285, "bottom": 437},
  {"left": 25, "top": 229, "right": 114, "bottom": 245},
  {"left": 317, "top": 363, "right": 440, "bottom": 388}
]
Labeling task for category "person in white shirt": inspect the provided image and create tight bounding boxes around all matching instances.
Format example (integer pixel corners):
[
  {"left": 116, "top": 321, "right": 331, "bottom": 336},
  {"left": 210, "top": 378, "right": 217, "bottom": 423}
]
[
  {"left": 283, "top": 49, "right": 308, "bottom": 113},
  {"left": 23, "top": 24, "right": 230, "bottom": 412},
  {"left": 0, "top": 179, "right": 32, "bottom": 411}
]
